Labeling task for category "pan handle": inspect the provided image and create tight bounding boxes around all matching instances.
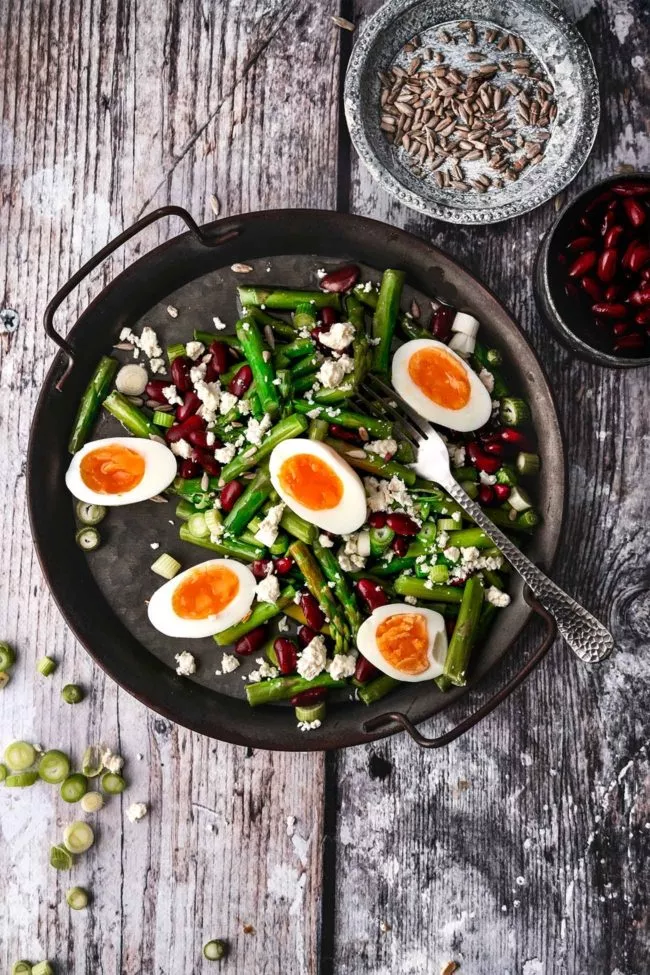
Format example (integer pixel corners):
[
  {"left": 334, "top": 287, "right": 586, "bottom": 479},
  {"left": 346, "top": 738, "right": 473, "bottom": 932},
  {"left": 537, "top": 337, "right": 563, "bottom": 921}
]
[
  {"left": 361, "top": 591, "right": 556, "bottom": 748},
  {"left": 43, "top": 205, "right": 240, "bottom": 391}
]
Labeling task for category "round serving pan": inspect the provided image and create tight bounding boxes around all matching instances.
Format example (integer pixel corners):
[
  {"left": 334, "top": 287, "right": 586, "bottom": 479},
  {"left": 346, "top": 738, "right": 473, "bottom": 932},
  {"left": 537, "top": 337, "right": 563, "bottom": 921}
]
[{"left": 28, "top": 208, "right": 564, "bottom": 751}]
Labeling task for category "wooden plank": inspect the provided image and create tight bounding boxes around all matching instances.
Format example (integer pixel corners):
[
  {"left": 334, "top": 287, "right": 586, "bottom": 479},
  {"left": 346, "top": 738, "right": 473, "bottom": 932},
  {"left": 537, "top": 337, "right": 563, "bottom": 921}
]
[
  {"left": 0, "top": 1, "right": 341, "bottom": 972},
  {"left": 333, "top": 1, "right": 650, "bottom": 973}
]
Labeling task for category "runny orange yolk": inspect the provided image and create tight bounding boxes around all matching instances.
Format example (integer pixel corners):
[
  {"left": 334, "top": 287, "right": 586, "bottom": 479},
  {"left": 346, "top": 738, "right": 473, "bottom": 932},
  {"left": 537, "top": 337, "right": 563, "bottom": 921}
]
[
  {"left": 80, "top": 443, "right": 145, "bottom": 495},
  {"left": 376, "top": 613, "right": 430, "bottom": 676},
  {"left": 278, "top": 453, "right": 344, "bottom": 511},
  {"left": 172, "top": 565, "right": 240, "bottom": 620},
  {"left": 407, "top": 346, "right": 471, "bottom": 410}
]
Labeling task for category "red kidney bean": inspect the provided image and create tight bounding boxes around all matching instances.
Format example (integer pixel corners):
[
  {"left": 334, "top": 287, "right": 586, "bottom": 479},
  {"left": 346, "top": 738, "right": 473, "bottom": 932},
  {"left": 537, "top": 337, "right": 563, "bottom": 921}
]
[
  {"left": 319, "top": 264, "right": 360, "bottom": 293},
  {"left": 612, "top": 181, "right": 650, "bottom": 197},
  {"left": 466, "top": 441, "right": 502, "bottom": 474},
  {"left": 431, "top": 305, "right": 455, "bottom": 341},
  {"left": 628, "top": 289, "right": 650, "bottom": 307},
  {"left": 622, "top": 197, "right": 646, "bottom": 228},
  {"left": 274, "top": 556, "right": 294, "bottom": 576},
  {"left": 493, "top": 483, "right": 511, "bottom": 502},
  {"left": 579, "top": 276, "right": 603, "bottom": 302},
  {"left": 586, "top": 190, "right": 614, "bottom": 211},
  {"left": 391, "top": 536, "right": 409, "bottom": 557},
  {"left": 566, "top": 235, "right": 595, "bottom": 252},
  {"left": 568, "top": 251, "right": 597, "bottom": 278},
  {"left": 603, "top": 225, "right": 624, "bottom": 249},
  {"left": 192, "top": 450, "right": 220, "bottom": 477},
  {"left": 228, "top": 364, "right": 253, "bottom": 397},
  {"left": 591, "top": 302, "right": 628, "bottom": 319},
  {"left": 499, "top": 428, "right": 535, "bottom": 451},
  {"left": 251, "top": 559, "right": 272, "bottom": 580},
  {"left": 274, "top": 638, "right": 298, "bottom": 675},
  {"left": 329, "top": 424, "right": 361, "bottom": 443},
  {"left": 604, "top": 285, "right": 621, "bottom": 301},
  {"left": 179, "top": 459, "right": 201, "bottom": 479},
  {"left": 176, "top": 391, "right": 201, "bottom": 423},
  {"left": 482, "top": 440, "right": 505, "bottom": 457},
  {"left": 368, "top": 512, "right": 387, "bottom": 528},
  {"left": 290, "top": 688, "right": 327, "bottom": 707},
  {"left": 578, "top": 214, "right": 593, "bottom": 231},
  {"left": 166, "top": 414, "right": 205, "bottom": 443},
  {"left": 478, "top": 484, "right": 494, "bottom": 505},
  {"left": 234, "top": 626, "right": 268, "bottom": 657},
  {"left": 596, "top": 248, "right": 618, "bottom": 283},
  {"left": 634, "top": 308, "right": 650, "bottom": 326},
  {"left": 601, "top": 208, "right": 618, "bottom": 235},
  {"left": 320, "top": 306, "right": 337, "bottom": 326},
  {"left": 209, "top": 341, "right": 229, "bottom": 376},
  {"left": 613, "top": 321, "right": 630, "bottom": 336},
  {"left": 629, "top": 244, "right": 650, "bottom": 273},
  {"left": 220, "top": 480, "right": 244, "bottom": 512},
  {"left": 145, "top": 380, "right": 169, "bottom": 404},
  {"left": 300, "top": 592, "right": 325, "bottom": 631},
  {"left": 171, "top": 356, "right": 192, "bottom": 393},
  {"left": 564, "top": 281, "right": 579, "bottom": 298},
  {"left": 355, "top": 578, "right": 389, "bottom": 611},
  {"left": 385, "top": 512, "right": 419, "bottom": 536},
  {"left": 614, "top": 332, "right": 645, "bottom": 352},
  {"left": 297, "top": 625, "right": 318, "bottom": 648},
  {"left": 354, "top": 653, "right": 379, "bottom": 683},
  {"left": 187, "top": 429, "right": 220, "bottom": 450},
  {"left": 622, "top": 240, "right": 638, "bottom": 270}
]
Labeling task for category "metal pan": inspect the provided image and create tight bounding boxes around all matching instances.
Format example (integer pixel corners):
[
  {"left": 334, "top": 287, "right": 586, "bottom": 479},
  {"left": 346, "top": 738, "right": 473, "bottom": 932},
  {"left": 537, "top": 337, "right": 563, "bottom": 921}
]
[{"left": 28, "top": 207, "right": 564, "bottom": 751}]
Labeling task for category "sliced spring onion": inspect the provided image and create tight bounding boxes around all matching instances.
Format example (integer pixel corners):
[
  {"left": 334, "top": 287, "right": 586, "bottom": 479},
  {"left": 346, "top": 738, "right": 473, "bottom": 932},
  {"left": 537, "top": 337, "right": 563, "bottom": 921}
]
[
  {"left": 295, "top": 702, "right": 326, "bottom": 724},
  {"left": 80, "top": 791, "right": 104, "bottom": 813},
  {"left": 203, "top": 508, "right": 222, "bottom": 535},
  {"left": 508, "top": 486, "right": 533, "bottom": 512},
  {"left": 115, "top": 362, "right": 149, "bottom": 396},
  {"left": 496, "top": 464, "right": 518, "bottom": 487},
  {"left": 151, "top": 552, "right": 182, "bottom": 579},
  {"left": 369, "top": 525, "right": 395, "bottom": 556},
  {"left": 50, "top": 844, "right": 73, "bottom": 870},
  {"left": 75, "top": 500, "right": 107, "bottom": 525},
  {"left": 37, "top": 656, "right": 57, "bottom": 676},
  {"left": 187, "top": 512, "right": 209, "bottom": 539},
  {"left": 5, "top": 771, "right": 38, "bottom": 787},
  {"left": 516, "top": 452, "right": 540, "bottom": 476},
  {"left": 4, "top": 740, "right": 37, "bottom": 771},
  {"left": 175, "top": 499, "right": 196, "bottom": 521},
  {"left": 76, "top": 526, "right": 101, "bottom": 551},
  {"left": 0, "top": 641, "right": 15, "bottom": 669},
  {"left": 153, "top": 410, "right": 174, "bottom": 428},
  {"left": 61, "top": 683, "right": 84, "bottom": 704},
  {"left": 32, "top": 964, "right": 56, "bottom": 975},
  {"left": 101, "top": 771, "right": 127, "bottom": 794},
  {"left": 485, "top": 347, "right": 503, "bottom": 367},
  {"left": 12, "top": 962, "right": 32, "bottom": 974},
  {"left": 518, "top": 509, "right": 540, "bottom": 529},
  {"left": 60, "top": 773, "right": 88, "bottom": 803},
  {"left": 0, "top": 762, "right": 7, "bottom": 782},
  {"left": 437, "top": 518, "right": 457, "bottom": 532},
  {"left": 63, "top": 820, "right": 95, "bottom": 854},
  {"left": 0, "top": 671, "right": 10, "bottom": 689},
  {"left": 500, "top": 397, "right": 531, "bottom": 427},
  {"left": 66, "top": 886, "right": 90, "bottom": 910},
  {"left": 203, "top": 940, "right": 227, "bottom": 961},
  {"left": 429, "top": 564, "right": 450, "bottom": 584},
  {"left": 270, "top": 531, "right": 289, "bottom": 556},
  {"left": 38, "top": 749, "right": 71, "bottom": 784},
  {"left": 167, "top": 342, "right": 186, "bottom": 363},
  {"left": 81, "top": 745, "right": 103, "bottom": 777}
]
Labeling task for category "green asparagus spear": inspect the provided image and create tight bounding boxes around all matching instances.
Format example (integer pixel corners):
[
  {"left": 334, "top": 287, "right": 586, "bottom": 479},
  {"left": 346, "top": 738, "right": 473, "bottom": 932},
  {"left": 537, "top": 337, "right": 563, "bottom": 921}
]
[
  {"left": 179, "top": 523, "right": 263, "bottom": 562},
  {"left": 291, "top": 401, "right": 392, "bottom": 439},
  {"left": 69, "top": 356, "right": 119, "bottom": 453},
  {"left": 103, "top": 391, "right": 156, "bottom": 439},
  {"left": 372, "top": 269, "right": 406, "bottom": 372},
  {"left": 223, "top": 468, "right": 273, "bottom": 535},
  {"left": 280, "top": 509, "right": 318, "bottom": 544},
  {"left": 274, "top": 337, "right": 315, "bottom": 368},
  {"left": 289, "top": 541, "right": 350, "bottom": 653},
  {"left": 308, "top": 418, "right": 330, "bottom": 442},
  {"left": 354, "top": 283, "right": 429, "bottom": 341},
  {"left": 394, "top": 577, "right": 464, "bottom": 603},
  {"left": 325, "top": 438, "right": 416, "bottom": 486},
  {"left": 193, "top": 330, "right": 242, "bottom": 350},
  {"left": 313, "top": 540, "right": 363, "bottom": 635},
  {"left": 358, "top": 674, "right": 400, "bottom": 705},
  {"left": 238, "top": 286, "right": 341, "bottom": 311},
  {"left": 293, "top": 302, "right": 318, "bottom": 331},
  {"left": 446, "top": 527, "right": 497, "bottom": 550},
  {"left": 442, "top": 576, "right": 484, "bottom": 686},
  {"left": 214, "top": 585, "right": 297, "bottom": 645},
  {"left": 246, "top": 305, "right": 296, "bottom": 341},
  {"left": 246, "top": 673, "right": 345, "bottom": 707},
  {"left": 220, "top": 413, "right": 308, "bottom": 482},
  {"left": 235, "top": 315, "right": 281, "bottom": 419}
]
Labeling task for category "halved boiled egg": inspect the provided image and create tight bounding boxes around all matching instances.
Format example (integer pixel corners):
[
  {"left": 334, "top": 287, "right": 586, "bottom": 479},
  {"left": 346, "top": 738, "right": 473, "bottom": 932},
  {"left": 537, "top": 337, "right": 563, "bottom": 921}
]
[
  {"left": 391, "top": 338, "right": 491, "bottom": 432},
  {"left": 148, "top": 559, "right": 256, "bottom": 638},
  {"left": 356, "top": 603, "right": 448, "bottom": 682},
  {"left": 66, "top": 437, "right": 177, "bottom": 506},
  {"left": 269, "top": 438, "right": 367, "bottom": 534}
]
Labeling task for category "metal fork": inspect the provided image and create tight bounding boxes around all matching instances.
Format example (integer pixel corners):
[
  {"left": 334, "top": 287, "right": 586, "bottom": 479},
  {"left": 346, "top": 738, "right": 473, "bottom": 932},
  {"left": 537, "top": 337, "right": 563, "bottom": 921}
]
[{"left": 358, "top": 376, "right": 614, "bottom": 663}]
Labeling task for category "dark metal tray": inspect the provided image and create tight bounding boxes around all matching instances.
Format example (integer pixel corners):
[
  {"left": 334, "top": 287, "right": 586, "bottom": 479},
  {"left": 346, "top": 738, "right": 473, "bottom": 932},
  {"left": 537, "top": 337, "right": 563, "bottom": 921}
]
[{"left": 28, "top": 207, "right": 564, "bottom": 750}]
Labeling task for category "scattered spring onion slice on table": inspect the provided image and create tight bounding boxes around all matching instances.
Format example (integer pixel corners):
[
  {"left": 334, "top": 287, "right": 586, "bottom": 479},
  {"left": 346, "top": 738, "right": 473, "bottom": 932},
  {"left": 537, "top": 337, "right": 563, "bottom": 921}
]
[
  {"left": 60, "top": 773, "right": 88, "bottom": 803},
  {"left": 0, "top": 641, "right": 15, "bottom": 670},
  {"left": 5, "top": 771, "right": 39, "bottom": 787},
  {"left": 151, "top": 552, "right": 181, "bottom": 579},
  {"left": 80, "top": 791, "right": 104, "bottom": 813},
  {"left": 203, "top": 940, "right": 227, "bottom": 961},
  {"left": 66, "top": 886, "right": 90, "bottom": 910},
  {"left": 4, "top": 740, "right": 37, "bottom": 771},
  {"left": 101, "top": 771, "right": 127, "bottom": 794},
  {"left": 61, "top": 683, "right": 84, "bottom": 704},
  {"left": 50, "top": 844, "right": 73, "bottom": 870},
  {"left": 38, "top": 749, "right": 71, "bottom": 784},
  {"left": 81, "top": 745, "right": 103, "bottom": 777},
  {"left": 63, "top": 821, "right": 95, "bottom": 854},
  {"left": 75, "top": 500, "right": 107, "bottom": 525},
  {"left": 37, "top": 656, "right": 57, "bottom": 676},
  {"left": 12, "top": 962, "right": 33, "bottom": 974}
]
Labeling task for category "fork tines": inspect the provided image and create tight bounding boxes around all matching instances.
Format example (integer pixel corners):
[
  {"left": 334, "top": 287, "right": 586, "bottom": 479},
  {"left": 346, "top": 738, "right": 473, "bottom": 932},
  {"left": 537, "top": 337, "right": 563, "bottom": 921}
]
[{"left": 359, "top": 375, "right": 430, "bottom": 445}]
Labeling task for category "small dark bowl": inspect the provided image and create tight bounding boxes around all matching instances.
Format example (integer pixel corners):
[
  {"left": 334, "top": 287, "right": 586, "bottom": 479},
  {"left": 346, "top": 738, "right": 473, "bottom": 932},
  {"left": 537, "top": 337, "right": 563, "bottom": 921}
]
[{"left": 534, "top": 171, "right": 650, "bottom": 368}]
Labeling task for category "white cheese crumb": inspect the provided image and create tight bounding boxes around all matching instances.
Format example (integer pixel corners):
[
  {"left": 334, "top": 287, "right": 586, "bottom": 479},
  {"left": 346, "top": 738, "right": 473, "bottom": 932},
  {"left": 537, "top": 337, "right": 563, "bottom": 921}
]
[
  {"left": 479, "top": 367, "right": 495, "bottom": 393},
  {"left": 297, "top": 635, "right": 327, "bottom": 680},
  {"left": 461, "top": 546, "right": 481, "bottom": 564},
  {"left": 318, "top": 321, "right": 355, "bottom": 351},
  {"left": 216, "top": 653, "right": 240, "bottom": 675},
  {"left": 318, "top": 533, "right": 334, "bottom": 548},
  {"left": 190, "top": 362, "right": 207, "bottom": 385},
  {"left": 298, "top": 719, "right": 322, "bottom": 731},
  {"left": 365, "top": 438, "right": 398, "bottom": 459},
  {"left": 316, "top": 355, "right": 354, "bottom": 389},
  {"left": 170, "top": 439, "right": 192, "bottom": 459},
  {"left": 149, "top": 357, "right": 166, "bottom": 375},
  {"left": 479, "top": 471, "right": 497, "bottom": 485},
  {"left": 245, "top": 413, "right": 272, "bottom": 446},
  {"left": 237, "top": 399, "right": 252, "bottom": 416},
  {"left": 126, "top": 802, "right": 148, "bottom": 823},
  {"left": 448, "top": 443, "right": 466, "bottom": 468},
  {"left": 162, "top": 384, "right": 183, "bottom": 406},
  {"left": 306, "top": 407, "right": 322, "bottom": 419},
  {"left": 206, "top": 432, "right": 216, "bottom": 447},
  {"left": 219, "top": 391, "right": 239, "bottom": 416},
  {"left": 255, "top": 502, "right": 286, "bottom": 548},
  {"left": 328, "top": 653, "right": 357, "bottom": 680},
  {"left": 150, "top": 542, "right": 160, "bottom": 550},
  {"left": 316, "top": 267, "right": 326, "bottom": 279},
  {"left": 214, "top": 443, "right": 237, "bottom": 464},
  {"left": 185, "top": 341, "right": 205, "bottom": 361},
  {"left": 194, "top": 379, "right": 221, "bottom": 423},
  {"left": 255, "top": 573, "right": 281, "bottom": 605},
  {"left": 175, "top": 651, "right": 196, "bottom": 676},
  {"left": 443, "top": 546, "right": 460, "bottom": 563},
  {"left": 100, "top": 748, "right": 124, "bottom": 774},
  {"left": 404, "top": 595, "right": 417, "bottom": 605},
  {"left": 277, "top": 616, "right": 290, "bottom": 633},
  {"left": 213, "top": 316, "right": 227, "bottom": 330},
  {"left": 119, "top": 327, "right": 138, "bottom": 344},
  {"left": 486, "top": 586, "right": 511, "bottom": 607},
  {"left": 167, "top": 305, "right": 178, "bottom": 318},
  {"left": 139, "top": 326, "right": 162, "bottom": 359},
  {"left": 248, "top": 656, "right": 279, "bottom": 683}
]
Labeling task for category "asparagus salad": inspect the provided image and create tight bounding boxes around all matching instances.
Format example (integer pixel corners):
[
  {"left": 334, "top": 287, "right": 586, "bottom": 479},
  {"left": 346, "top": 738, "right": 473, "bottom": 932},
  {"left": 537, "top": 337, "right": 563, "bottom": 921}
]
[{"left": 64, "top": 262, "right": 541, "bottom": 731}]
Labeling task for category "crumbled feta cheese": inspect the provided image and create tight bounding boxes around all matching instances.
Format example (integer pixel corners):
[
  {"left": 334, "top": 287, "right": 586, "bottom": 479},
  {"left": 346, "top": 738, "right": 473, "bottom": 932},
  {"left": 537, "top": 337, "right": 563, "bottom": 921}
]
[
  {"left": 190, "top": 362, "right": 208, "bottom": 385},
  {"left": 448, "top": 443, "right": 466, "bottom": 468},
  {"left": 175, "top": 651, "right": 196, "bottom": 676},
  {"left": 254, "top": 502, "right": 285, "bottom": 548},
  {"left": 245, "top": 413, "right": 272, "bottom": 446},
  {"left": 461, "top": 546, "right": 481, "bottom": 564},
  {"left": 149, "top": 357, "right": 166, "bottom": 375},
  {"left": 404, "top": 595, "right": 418, "bottom": 605},
  {"left": 214, "top": 443, "right": 237, "bottom": 464},
  {"left": 194, "top": 379, "right": 221, "bottom": 423},
  {"left": 338, "top": 551, "right": 366, "bottom": 572},
  {"left": 185, "top": 341, "right": 205, "bottom": 361},
  {"left": 316, "top": 267, "right": 326, "bottom": 279},
  {"left": 217, "top": 653, "right": 240, "bottom": 675},
  {"left": 101, "top": 748, "right": 124, "bottom": 774},
  {"left": 443, "top": 546, "right": 461, "bottom": 563},
  {"left": 277, "top": 616, "right": 290, "bottom": 633},
  {"left": 479, "top": 471, "right": 497, "bottom": 485},
  {"left": 255, "top": 573, "right": 281, "bottom": 604},
  {"left": 362, "top": 281, "right": 374, "bottom": 293},
  {"left": 363, "top": 475, "right": 419, "bottom": 520},
  {"left": 365, "top": 438, "right": 398, "bottom": 459},
  {"left": 237, "top": 399, "right": 252, "bottom": 416},
  {"left": 150, "top": 542, "right": 160, "bottom": 550},
  {"left": 306, "top": 408, "right": 322, "bottom": 419},
  {"left": 479, "top": 368, "right": 495, "bottom": 393},
  {"left": 213, "top": 316, "right": 227, "bottom": 330},
  {"left": 328, "top": 653, "right": 357, "bottom": 680},
  {"left": 297, "top": 635, "right": 327, "bottom": 680},
  {"left": 343, "top": 530, "right": 371, "bottom": 559},
  {"left": 248, "top": 656, "right": 279, "bottom": 683},
  {"left": 298, "top": 719, "right": 322, "bottom": 731},
  {"left": 437, "top": 531, "right": 449, "bottom": 549},
  {"left": 119, "top": 327, "right": 138, "bottom": 344},
  {"left": 318, "top": 533, "right": 334, "bottom": 548},
  {"left": 452, "top": 511, "right": 462, "bottom": 522},
  {"left": 126, "top": 802, "right": 148, "bottom": 823},
  {"left": 206, "top": 432, "right": 216, "bottom": 447},
  {"left": 262, "top": 350, "right": 271, "bottom": 362},
  {"left": 139, "top": 326, "right": 162, "bottom": 359},
  {"left": 486, "top": 586, "right": 511, "bottom": 607},
  {"left": 219, "top": 391, "right": 239, "bottom": 416},
  {"left": 162, "top": 384, "right": 183, "bottom": 406},
  {"left": 316, "top": 355, "right": 354, "bottom": 389},
  {"left": 167, "top": 305, "right": 178, "bottom": 319},
  {"left": 170, "top": 438, "right": 192, "bottom": 459},
  {"left": 318, "top": 321, "right": 355, "bottom": 351}
]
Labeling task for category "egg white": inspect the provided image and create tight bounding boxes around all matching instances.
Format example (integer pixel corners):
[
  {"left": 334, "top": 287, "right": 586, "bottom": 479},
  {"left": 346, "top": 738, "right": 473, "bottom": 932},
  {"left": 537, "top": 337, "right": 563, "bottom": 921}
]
[
  {"left": 391, "top": 338, "right": 492, "bottom": 432},
  {"left": 66, "top": 437, "right": 177, "bottom": 506},
  {"left": 269, "top": 438, "right": 367, "bottom": 535},
  {"left": 148, "top": 558, "right": 257, "bottom": 639},
  {"left": 356, "top": 603, "right": 448, "bottom": 682}
]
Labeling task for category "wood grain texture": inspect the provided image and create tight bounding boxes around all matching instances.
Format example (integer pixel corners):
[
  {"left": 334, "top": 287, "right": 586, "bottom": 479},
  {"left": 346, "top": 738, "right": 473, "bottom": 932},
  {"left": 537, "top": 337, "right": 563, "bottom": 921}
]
[
  {"left": 0, "top": 2, "right": 340, "bottom": 973},
  {"left": 332, "top": 2, "right": 650, "bottom": 974}
]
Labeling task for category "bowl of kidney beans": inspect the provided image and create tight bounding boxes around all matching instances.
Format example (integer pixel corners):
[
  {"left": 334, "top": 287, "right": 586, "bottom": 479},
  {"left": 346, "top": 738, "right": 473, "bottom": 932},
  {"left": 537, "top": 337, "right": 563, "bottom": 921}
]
[{"left": 534, "top": 173, "right": 650, "bottom": 367}]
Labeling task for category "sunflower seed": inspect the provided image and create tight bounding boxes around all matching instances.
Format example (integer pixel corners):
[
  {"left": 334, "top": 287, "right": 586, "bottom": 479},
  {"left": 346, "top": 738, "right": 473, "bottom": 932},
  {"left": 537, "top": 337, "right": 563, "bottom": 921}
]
[
  {"left": 410, "top": 299, "right": 421, "bottom": 318},
  {"left": 149, "top": 494, "right": 169, "bottom": 504},
  {"left": 478, "top": 64, "right": 498, "bottom": 75},
  {"left": 466, "top": 52, "right": 485, "bottom": 62},
  {"left": 231, "top": 263, "right": 253, "bottom": 273},
  {"left": 332, "top": 15, "right": 355, "bottom": 31},
  {"left": 438, "top": 30, "right": 451, "bottom": 42},
  {"left": 450, "top": 181, "right": 469, "bottom": 190},
  {"left": 486, "top": 29, "right": 499, "bottom": 43},
  {"left": 113, "top": 341, "right": 135, "bottom": 350},
  {"left": 508, "top": 34, "right": 519, "bottom": 52},
  {"left": 458, "top": 20, "right": 473, "bottom": 29},
  {"left": 209, "top": 194, "right": 221, "bottom": 216}
]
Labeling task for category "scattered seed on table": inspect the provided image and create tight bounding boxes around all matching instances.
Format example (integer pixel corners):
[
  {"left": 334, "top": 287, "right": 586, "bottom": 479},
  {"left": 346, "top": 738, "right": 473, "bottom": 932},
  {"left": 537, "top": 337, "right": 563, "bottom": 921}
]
[{"left": 332, "top": 15, "right": 355, "bottom": 31}]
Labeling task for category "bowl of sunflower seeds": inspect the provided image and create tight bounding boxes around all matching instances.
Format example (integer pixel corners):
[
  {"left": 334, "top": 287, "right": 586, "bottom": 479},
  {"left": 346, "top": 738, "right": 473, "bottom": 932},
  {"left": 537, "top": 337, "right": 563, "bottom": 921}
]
[{"left": 344, "top": 0, "right": 600, "bottom": 224}]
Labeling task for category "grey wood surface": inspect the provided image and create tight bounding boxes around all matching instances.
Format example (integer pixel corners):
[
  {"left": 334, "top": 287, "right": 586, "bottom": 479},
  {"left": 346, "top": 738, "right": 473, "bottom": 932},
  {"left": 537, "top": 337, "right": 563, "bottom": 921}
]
[{"left": 0, "top": 1, "right": 648, "bottom": 974}]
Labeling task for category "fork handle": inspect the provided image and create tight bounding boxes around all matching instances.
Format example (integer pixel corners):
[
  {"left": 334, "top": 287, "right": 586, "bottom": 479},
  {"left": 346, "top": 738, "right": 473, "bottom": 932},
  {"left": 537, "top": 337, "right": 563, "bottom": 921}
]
[{"left": 443, "top": 478, "right": 614, "bottom": 663}]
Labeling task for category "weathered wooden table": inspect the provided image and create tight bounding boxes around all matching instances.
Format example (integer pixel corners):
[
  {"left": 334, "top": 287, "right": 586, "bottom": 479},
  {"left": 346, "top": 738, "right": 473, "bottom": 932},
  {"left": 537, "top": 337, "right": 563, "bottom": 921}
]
[{"left": 1, "top": 1, "right": 648, "bottom": 972}]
